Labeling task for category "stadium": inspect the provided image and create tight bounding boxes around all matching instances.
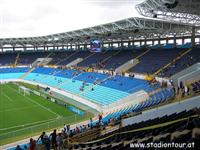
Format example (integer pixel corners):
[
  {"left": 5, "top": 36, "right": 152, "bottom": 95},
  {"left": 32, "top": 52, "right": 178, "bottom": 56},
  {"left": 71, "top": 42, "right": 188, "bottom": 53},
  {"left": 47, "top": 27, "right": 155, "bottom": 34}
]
[{"left": 0, "top": 0, "right": 200, "bottom": 149}]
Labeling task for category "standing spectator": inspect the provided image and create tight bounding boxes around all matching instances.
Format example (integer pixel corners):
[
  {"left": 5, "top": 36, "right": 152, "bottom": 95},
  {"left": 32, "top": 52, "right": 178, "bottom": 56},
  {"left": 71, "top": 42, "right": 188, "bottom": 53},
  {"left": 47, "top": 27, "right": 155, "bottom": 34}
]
[
  {"left": 37, "top": 132, "right": 46, "bottom": 144},
  {"left": 76, "top": 126, "right": 80, "bottom": 133},
  {"left": 29, "top": 138, "right": 36, "bottom": 150},
  {"left": 43, "top": 134, "right": 51, "bottom": 150},
  {"left": 63, "top": 124, "right": 67, "bottom": 132},
  {"left": 67, "top": 125, "right": 70, "bottom": 131},
  {"left": 50, "top": 129, "right": 57, "bottom": 149},
  {"left": 98, "top": 114, "right": 102, "bottom": 123},
  {"left": 184, "top": 85, "right": 189, "bottom": 96},
  {"left": 56, "top": 133, "right": 64, "bottom": 150},
  {"left": 89, "top": 117, "right": 93, "bottom": 128}
]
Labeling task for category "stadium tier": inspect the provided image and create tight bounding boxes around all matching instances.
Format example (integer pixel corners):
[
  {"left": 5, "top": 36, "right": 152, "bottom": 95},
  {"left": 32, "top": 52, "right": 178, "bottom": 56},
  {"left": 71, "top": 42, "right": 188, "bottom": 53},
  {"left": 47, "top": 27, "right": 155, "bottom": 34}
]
[
  {"left": 0, "top": 47, "right": 200, "bottom": 77},
  {"left": 71, "top": 109, "right": 200, "bottom": 150},
  {"left": 0, "top": 67, "right": 173, "bottom": 107},
  {"left": 0, "top": 67, "right": 30, "bottom": 79},
  {"left": 128, "top": 48, "right": 186, "bottom": 74},
  {"left": 1, "top": 0, "right": 200, "bottom": 149},
  {"left": 0, "top": 53, "right": 17, "bottom": 66},
  {"left": 7, "top": 94, "right": 200, "bottom": 150}
]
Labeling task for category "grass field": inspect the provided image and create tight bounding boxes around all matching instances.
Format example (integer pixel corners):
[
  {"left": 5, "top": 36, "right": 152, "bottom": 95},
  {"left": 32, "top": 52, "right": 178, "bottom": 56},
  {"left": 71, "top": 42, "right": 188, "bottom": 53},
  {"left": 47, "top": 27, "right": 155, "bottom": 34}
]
[{"left": 0, "top": 83, "right": 90, "bottom": 145}]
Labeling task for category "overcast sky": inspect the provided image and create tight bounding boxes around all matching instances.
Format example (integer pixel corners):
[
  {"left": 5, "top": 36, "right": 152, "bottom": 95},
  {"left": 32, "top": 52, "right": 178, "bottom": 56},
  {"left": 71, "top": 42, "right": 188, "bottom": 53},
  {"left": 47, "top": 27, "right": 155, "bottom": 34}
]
[{"left": 0, "top": 0, "right": 143, "bottom": 38}]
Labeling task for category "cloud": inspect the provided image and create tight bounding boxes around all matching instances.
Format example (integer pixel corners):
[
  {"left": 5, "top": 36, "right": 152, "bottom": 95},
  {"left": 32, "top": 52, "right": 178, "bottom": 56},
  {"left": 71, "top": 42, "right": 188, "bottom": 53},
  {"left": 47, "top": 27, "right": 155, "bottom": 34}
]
[{"left": 0, "top": 0, "right": 144, "bottom": 38}]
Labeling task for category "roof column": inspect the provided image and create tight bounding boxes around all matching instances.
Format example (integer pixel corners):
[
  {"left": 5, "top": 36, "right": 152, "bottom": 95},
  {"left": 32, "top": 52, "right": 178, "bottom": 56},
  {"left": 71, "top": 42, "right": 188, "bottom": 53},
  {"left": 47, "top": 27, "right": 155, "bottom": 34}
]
[{"left": 191, "top": 26, "right": 195, "bottom": 47}]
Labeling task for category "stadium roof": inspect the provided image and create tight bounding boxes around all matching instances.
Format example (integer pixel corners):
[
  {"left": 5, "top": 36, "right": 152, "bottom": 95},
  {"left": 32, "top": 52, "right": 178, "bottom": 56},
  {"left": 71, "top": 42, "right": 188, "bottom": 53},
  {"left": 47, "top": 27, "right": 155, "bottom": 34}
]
[
  {"left": 0, "top": 17, "right": 195, "bottom": 47},
  {"left": 136, "top": 0, "right": 200, "bottom": 25}
]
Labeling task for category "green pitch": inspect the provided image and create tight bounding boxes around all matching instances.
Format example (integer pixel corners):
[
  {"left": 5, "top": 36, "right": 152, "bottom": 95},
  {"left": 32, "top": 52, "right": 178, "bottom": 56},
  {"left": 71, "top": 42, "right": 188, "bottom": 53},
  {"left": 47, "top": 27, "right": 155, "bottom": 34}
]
[{"left": 0, "top": 83, "right": 89, "bottom": 145}]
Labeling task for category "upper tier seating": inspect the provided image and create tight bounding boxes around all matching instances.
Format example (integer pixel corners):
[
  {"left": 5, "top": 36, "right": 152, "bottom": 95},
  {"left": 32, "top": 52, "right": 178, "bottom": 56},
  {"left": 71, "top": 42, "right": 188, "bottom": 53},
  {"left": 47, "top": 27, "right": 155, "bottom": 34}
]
[
  {"left": 49, "top": 51, "right": 75, "bottom": 65},
  {"left": 129, "top": 48, "right": 185, "bottom": 74},
  {"left": 0, "top": 47, "right": 199, "bottom": 78},
  {"left": 103, "top": 49, "right": 145, "bottom": 70},
  {"left": 161, "top": 48, "right": 200, "bottom": 77},
  {"left": 54, "top": 51, "right": 91, "bottom": 65},
  {"left": 18, "top": 52, "right": 50, "bottom": 65},
  {"left": 0, "top": 53, "right": 17, "bottom": 66},
  {"left": 77, "top": 51, "right": 113, "bottom": 67}
]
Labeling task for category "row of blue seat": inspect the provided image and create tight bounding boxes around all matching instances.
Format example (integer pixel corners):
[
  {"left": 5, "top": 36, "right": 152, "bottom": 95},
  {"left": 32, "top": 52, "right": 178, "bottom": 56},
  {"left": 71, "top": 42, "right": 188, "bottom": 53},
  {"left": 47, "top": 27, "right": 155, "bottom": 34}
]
[{"left": 102, "top": 88, "right": 174, "bottom": 123}]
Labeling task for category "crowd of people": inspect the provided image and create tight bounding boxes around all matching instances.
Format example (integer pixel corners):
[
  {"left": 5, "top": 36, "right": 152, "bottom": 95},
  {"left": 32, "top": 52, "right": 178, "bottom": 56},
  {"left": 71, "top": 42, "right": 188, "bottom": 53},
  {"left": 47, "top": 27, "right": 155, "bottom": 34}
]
[{"left": 14, "top": 113, "right": 105, "bottom": 150}]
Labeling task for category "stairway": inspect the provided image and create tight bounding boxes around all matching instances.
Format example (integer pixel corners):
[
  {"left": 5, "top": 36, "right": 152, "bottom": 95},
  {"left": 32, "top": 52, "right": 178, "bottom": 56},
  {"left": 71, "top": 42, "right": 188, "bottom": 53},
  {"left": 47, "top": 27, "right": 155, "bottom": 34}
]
[
  {"left": 153, "top": 48, "right": 192, "bottom": 76},
  {"left": 20, "top": 67, "right": 35, "bottom": 79},
  {"left": 54, "top": 51, "right": 79, "bottom": 66},
  {"left": 14, "top": 53, "right": 20, "bottom": 66},
  {"left": 101, "top": 50, "right": 122, "bottom": 63},
  {"left": 135, "top": 49, "right": 150, "bottom": 60}
]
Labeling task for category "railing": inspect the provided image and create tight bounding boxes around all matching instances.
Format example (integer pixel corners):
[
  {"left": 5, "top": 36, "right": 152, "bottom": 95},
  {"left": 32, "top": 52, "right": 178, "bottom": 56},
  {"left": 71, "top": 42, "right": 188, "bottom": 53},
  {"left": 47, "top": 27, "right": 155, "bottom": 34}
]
[{"left": 102, "top": 90, "right": 148, "bottom": 113}]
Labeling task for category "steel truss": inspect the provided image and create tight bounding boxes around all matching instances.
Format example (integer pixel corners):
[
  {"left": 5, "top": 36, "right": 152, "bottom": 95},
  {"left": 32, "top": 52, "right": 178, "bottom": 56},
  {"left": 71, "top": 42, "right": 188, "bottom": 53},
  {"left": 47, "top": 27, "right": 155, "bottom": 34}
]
[
  {"left": 136, "top": 0, "right": 200, "bottom": 25},
  {"left": 0, "top": 17, "right": 194, "bottom": 49}
]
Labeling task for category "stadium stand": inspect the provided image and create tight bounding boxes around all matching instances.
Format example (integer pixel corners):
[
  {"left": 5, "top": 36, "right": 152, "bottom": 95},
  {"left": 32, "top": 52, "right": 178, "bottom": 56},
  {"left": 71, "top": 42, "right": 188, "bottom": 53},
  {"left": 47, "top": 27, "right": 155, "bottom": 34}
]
[
  {"left": 71, "top": 109, "right": 200, "bottom": 150},
  {"left": 0, "top": 47, "right": 199, "bottom": 77},
  {"left": 17, "top": 52, "right": 51, "bottom": 65},
  {"left": 1, "top": 0, "right": 200, "bottom": 149},
  {"left": 0, "top": 53, "right": 17, "bottom": 66},
  {"left": 160, "top": 48, "right": 200, "bottom": 77},
  {"left": 7, "top": 99, "right": 200, "bottom": 150},
  {"left": 191, "top": 80, "right": 200, "bottom": 93},
  {"left": 23, "top": 67, "right": 164, "bottom": 106},
  {"left": 0, "top": 67, "right": 30, "bottom": 79},
  {"left": 129, "top": 48, "right": 186, "bottom": 74}
]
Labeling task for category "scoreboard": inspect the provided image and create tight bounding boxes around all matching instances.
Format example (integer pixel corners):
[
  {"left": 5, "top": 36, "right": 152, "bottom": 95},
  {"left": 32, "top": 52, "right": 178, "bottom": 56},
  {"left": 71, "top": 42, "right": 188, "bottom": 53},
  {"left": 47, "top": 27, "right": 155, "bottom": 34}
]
[{"left": 90, "top": 39, "right": 102, "bottom": 52}]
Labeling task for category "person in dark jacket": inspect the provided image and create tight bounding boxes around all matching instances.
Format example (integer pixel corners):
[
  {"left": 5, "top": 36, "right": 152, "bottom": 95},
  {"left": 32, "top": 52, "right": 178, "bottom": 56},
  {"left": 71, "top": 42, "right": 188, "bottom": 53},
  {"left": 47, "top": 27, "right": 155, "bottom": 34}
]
[{"left": 50, "top": 129, "right": 57, "bottom": 149}]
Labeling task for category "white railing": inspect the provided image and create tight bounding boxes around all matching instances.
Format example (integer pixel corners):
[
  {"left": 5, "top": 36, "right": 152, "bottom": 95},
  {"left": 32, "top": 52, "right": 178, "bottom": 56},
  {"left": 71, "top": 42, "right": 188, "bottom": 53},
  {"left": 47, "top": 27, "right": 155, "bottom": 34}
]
[{"left": 102, "top": 90, "right": 149, "bottom": 113}]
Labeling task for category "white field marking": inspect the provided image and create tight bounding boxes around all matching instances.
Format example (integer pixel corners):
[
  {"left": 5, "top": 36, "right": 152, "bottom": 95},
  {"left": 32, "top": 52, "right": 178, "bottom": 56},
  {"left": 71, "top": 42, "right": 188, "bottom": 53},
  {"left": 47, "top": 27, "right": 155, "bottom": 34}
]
[
  {"left": 0, "top": 116, "right": 62, "bottom": 131},
  {"left": 5, "top": 84, "right": 60, "bottom": 117},
  {"left": 0, "top": 105, "right": 38, "bottom": 113},
  {"left": 1, "top": 92, "right": 13, "bottom": 102}
]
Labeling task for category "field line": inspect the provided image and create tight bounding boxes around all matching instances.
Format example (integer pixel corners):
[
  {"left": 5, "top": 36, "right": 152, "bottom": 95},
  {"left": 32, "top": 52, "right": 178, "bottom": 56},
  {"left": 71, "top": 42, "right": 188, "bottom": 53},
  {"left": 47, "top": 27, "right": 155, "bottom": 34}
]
[
  {"left": 0, "top": 105, "right": 38, "bottom": 113},
  {"left": 0, "top": 116, "right": 61, "bottom": 131},
  {"left": 1, "top": 92, "right": 13, "bottom": 102},
  {"left": 5, "top": 84, "right": 60, "bottom": 117}
]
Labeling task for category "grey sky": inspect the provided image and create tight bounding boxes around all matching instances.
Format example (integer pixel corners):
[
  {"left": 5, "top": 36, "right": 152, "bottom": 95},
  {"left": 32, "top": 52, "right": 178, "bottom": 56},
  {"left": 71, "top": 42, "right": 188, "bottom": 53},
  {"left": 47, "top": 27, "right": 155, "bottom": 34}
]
[{"left": 0, "top": 0, "right": 144, "bottom": 38}]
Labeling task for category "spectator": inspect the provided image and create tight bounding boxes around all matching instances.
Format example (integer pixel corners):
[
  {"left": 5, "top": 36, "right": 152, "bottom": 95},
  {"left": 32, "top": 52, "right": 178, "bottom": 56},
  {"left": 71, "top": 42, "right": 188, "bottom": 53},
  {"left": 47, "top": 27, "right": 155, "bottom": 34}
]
[
  {"left": 89, "top": 117, "right": 93, "bottom": 128},
  {"left": 76, "top": 126, "right": 80, "bottom": 133},
  {"left": 37, "top": 131, "right": 46, "bottom": 144},
  {"left": 50, "top": 129, "right": 57, "bottom": 149},
  {"left": 29, "top": 138, "right": 36, "bottom": 150},
  {"left": 56, "top": 133, "right": 64, "bottom": 150},
  {"left": 15, "top": 145, "right": 22, "bottom": 150},
  {"left": 67, "top": 125, "right": 70, "bottom": 132},
  {"left": 98, "top": 114, "right": 102, "bottom": 123},
  {"left": 24, "top": 145, "right": 28, "bottom": 150},
  {"left": 63, "top": 124, "right": 67, "bottom": 132},
  {"left": 43, "top": 134, "right": 51, "bottom": 150}
]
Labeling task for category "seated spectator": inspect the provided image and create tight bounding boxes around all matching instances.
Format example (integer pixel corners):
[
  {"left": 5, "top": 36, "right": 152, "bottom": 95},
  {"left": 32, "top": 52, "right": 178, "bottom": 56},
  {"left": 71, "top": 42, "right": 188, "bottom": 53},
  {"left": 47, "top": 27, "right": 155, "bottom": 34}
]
[{"left": 15, "top": 145, "right": 22, "bottom": 150}]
